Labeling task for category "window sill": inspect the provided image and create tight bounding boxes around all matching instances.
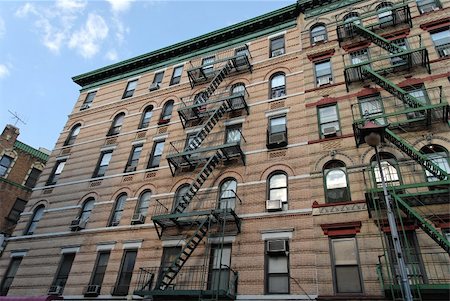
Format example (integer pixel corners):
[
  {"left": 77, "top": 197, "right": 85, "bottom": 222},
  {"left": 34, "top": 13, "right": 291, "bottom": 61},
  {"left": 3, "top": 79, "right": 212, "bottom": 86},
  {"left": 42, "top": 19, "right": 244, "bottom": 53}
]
[
  {"left": 157, "top": 119, "right": 170, "bottom": 125},
  {"left": 312, "top": 200, "right": 365, "bottom": 208}
]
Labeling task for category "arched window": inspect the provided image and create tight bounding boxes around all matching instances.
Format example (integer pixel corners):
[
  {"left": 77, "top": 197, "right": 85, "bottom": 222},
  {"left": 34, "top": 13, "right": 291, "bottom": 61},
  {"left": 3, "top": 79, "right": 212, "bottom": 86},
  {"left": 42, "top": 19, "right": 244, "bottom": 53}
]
[
  {"left": 25, "top": 205, "right": 45, "bottom": 235},
  {"left": 79, "top": 197, "right": 95, "bottom": 222},
  {"left": 371, "top": 152, "right": 400, "bottom": 187},
  {"left": 218, "top": 178, "right": 237, "bottom": 210},
  {"left": 270, "top": 73, "right": 286, "bottom": 99},
  {"left": 172, "top": 184, "right": 190, "bottom": 212},
  {"left": 159, "top": 100, "right": 174, "bottom": 124},
  {"left": 139, "top": 105, "right": 153, "bottom": 129},
  {"left": 109, "top": 193, "right": 127, "bottom": 226},
  {"left": 420, "top": 145, "right": 449, "bottom": 182},
  {"left": 377, "top": 2, "right": 393, "bottom": 25},
  {"left": 64, "top": 124, "right": 81, "bottom": 146},
  {"left": 343, "top": 12, "right": 360, "bottom": 33},
  {"left": 323, "top": 160, "right": 350, "bottom": 203},
  {"left": 231, "top": 83, "right": 245, "bottom": 95},
  {"left": 268, "top": 172, "right": 288, "bottom": 210},
  {"left": 310, "top": 24, "right": 328, "bottom": 44},
  {"left": 108, "top": 113, "right": 125, "bottom": 136},
  {"left": 135, "top": 190, "right": 152, "bottom": 217}
]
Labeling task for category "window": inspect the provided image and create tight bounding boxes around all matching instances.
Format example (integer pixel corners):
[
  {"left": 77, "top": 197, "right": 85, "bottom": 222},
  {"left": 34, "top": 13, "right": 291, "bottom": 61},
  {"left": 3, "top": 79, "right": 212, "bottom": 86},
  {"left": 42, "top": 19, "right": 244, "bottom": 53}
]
[
  {"left": 108, "top": 113, "right": 125, "bottom": 136},
  {"left": 139, "top": 106, "right": 153, "bottom": 129},
  {"left": 343, "top": 12, "right": 361, "bottom": 30},
  {"left": 93, "top": 150, "right": 113, "bottom": 178},
  {"left": 109, "top": 193, "right": 127, "bottom": 226},
  {"left": 170, "top": 65, "right": 183, "bottom": 85},
  {"left": 323, "top": 161, "right": 350, "bottom": 203},
  {"left": 78, "top": 198, "right": 95, "bottom": 223},
  {"left": 64, "top": 123, "right": 81, "bottom": 146},
  {"left": 159, "top": 100, "right": 174, "bottom": 124},
  {"left": 0, "top": 155, "right": 13, "bottom": 177},
  {"left": 51, "top": 253, "right": 76, "bottom": 293},
  {"left": 371, "top": 152, "right": 400, "bottom": 187},
  {"left": 122, "top": 79, "right": 138, "bottom": 99},
  {"left": 420, "top": 145, "right": 449, "bottom": 182},
  {"left": 0, "top": 257, "right": 23, "bottom": 296},
  {"left": 405, "top": 85, "right": 429, "bottom": 119},
  {"left": 358, "top": 94, "right": 386, "bottom": 125},
  {"left": 47, "top": 159, "right": 66, "bottom": 185},
  {"left": 113, "top": 249, "right": 137, "bottom": 296},
  {"left": 208, "top": 245, "right": 232, "bottom": 290},
  {"left": 152, "top": 71, "right": 164, "bottom": 87},
  {"left": 172, "top": 184, "right": 190, "bottom": 212},
  {"left": 266, "top": 240, "right": 289, "bottom": 294},
  {"left": 157, "top": 247, "right": 181, "bottom": 285},
  {"left": 193, "top": 92, "right": 207, "bottom": 113},
  {"left": 270, "top": 35, "right": 285, "bottom": 57},
  {"left": 270, "top": 73, "right": 286, "bottom": 99},
  {"left": 24, "top": 167, "right": 42, "bottom": 188},
  {"left": 25, "top": 205, "right": 45, "bottom": 235},
  {"left": 391, "top": 38, "right": 408, "bottom": 66},
  {"left": 87, "top": 251, "right": 110, "bottom": 293},
  {"left": 330, "top": 237, "right": 363, "bottom": 293},
  {"left": 350, "top": 48, "right": 370, "bottom": 65},
  {"left": 218, "top": 178, "right": 237, "bottom": 210},
  {"left": 135, "top": 190, "right": 152, "bottom": 217},
  {"left": 81, "top": 91, "right": 96, "bottom": 110},
  {"left": 315, "top": 60, "right": 333, "bottom": 86},
  {"left": 431, "top": 29, "right": 450, "bottom": 57},
  {"left": 311, "top": 24, "right": 327, "bottom": 44},
  {"left": 148, "top": 140, "right": 165, "bottom": 168},
  {"left": 417, "top": 0, "right": 440, "bottom": 14},
  {"left": 268, "top": 172, "right": 288, "bottom": 210},
  {"left": 318, "top": 104, "right": 340, "bottom": 138},
  {"left": 377, "top": 2, "right": 394, "bottom": 25},
  {"left": 234, "top": 46, "right": 250, "bottom": 67},
  {"left": 6, "top": 198, "right": 27, "bottom": 225},
  {"left": 124, "top": 144, "right": 143, "bottom": 173},
  {"left": 225, "top": 124, "right": 242, "bottom": 144},
  {"left": 202, "top": 56, "right": 215, "bottom": 76},
  {"left": 267, "top": 115, "right": 287, "bottom": 148},
  {"left": 231, "top": 83, "right": 245, "bottom": 95}
]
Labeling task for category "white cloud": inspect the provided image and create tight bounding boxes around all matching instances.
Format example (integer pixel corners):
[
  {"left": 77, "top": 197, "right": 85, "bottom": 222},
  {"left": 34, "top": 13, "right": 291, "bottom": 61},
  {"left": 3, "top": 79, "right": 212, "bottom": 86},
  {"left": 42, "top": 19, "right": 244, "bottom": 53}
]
[
  {"left": 105, "top": 49, "right": 118, "bottom": 61},
  {"left": 69, "top": 13, "right": 109, "bottom": 58},
  {"left": 56, "top": 0, "right": 86, "bottom": 11},
  {"left": 15, "top": 3, "right": 37, "bottom": 17},
  {"left": 0, "top": 17, "right": 5, "bottom": 38},
  {"left": 106, "top": 0, "right": 134, "bottom": 13},
  {"left": 0, "top": 64, "right": 10, "bottom": 79}
]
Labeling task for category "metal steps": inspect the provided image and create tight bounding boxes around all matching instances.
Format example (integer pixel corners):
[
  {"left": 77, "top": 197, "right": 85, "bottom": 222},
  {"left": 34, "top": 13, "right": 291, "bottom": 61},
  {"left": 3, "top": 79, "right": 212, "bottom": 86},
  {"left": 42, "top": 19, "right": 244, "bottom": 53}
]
[
  {"left": 392, "top": 194, "right": 450, "bottom": 254},
  {"left": 353, "top": 23, "right": 404, "bottom": 54}
]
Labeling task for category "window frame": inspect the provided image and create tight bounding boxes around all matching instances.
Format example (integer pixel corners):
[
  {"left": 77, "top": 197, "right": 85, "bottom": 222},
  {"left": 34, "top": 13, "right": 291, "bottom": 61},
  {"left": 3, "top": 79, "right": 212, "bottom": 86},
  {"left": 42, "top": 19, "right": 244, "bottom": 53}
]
[
  {"left": 122, "top": 79, "right": 138, "bottom": 99},
  {"left": 81, "top": 91, "right": 96, "bottom": 110},
  {"left": 265, "top": 240, "right": 290, "bottom": 294},
  {"left": 416, "top": 0, "right": 441, "bottom": 14},
  {"left": 92, "top": 150, "right": 113, "bottom": 178},
  {"left": 148, "top": 140, "right": 165, "bottom": 168},
  {"left": 87, "top": 251, "right": 111, "bottom": 289},
  {"left": 267, "top": 171, "right": 288, "bottom": 210},
  {"left": 159, "top": 100, "right": 174, "bottom": 124},
  {"left": 152, "top": 71, "right": 164, "bottom": 85},
  {"left": 270, "top": 35, "right": 285, "bottom": 57},
  {"left": 47, "top": 159, "right": 66, "bottom": 185},
  {"left": 109, "top": 193, "right": 127, "bottom": 227},
  {"left": 0, "top": 154, "right": 14, "bottom": 177},
  {"left": 314, "top": 59, "right": 333, "bottom": 87},
  {"left": 371, "top": 152, "right": 402, "bottom": 187},
  {"left": 172, "top": 183, "right": 190, "bottom": 212},
  {"left": 78, "top": 197, "right": 95, "bottom": 223},
  {"left": 420, "top": 144, "right": 450, "bottom": 183},
  {"left": 135, "top": 189, "right": 152, "bottom": 217},
  {"left": 51, "top": 252, "right": 76, "bottom": 292},
  {"left": 202, "top": 56, "right": 215, "bottom": 75},
  {"left": 208, "top": 244, "right": 232, "bottom": 291},
  {"left": 349, "top": 48, "right": 370, "bottom": 66},
  {"left": 430, "top": 28, "right": 450, "bottom": 58},
  {"left": 113, "top": 249, "right": 138, "bottom": 296},
  {"left": 138, "top": 105, "right": 154, "bottom": 129},
  {"left": 170, "top": 65, "right": 183, "bottom": 85},
  {"left": 317, "top": 104, "right": 341, "bottom": 139},
  {"left": 124, "top": 144, "right": 143, "bottom": 173},
  {"left": 225, "top": 124, "right": 242, "bottom": 145},
  {"left": 310, "top": 24, "right": 328, "bottom": 44},
  {"left": 64, "top": 123, "right": 81, "bottom": 146},
  {"left": 323, "top": 161, "right": 351, "bottom": 204},
  {"left": 6, "top": 198, "right": 27, "bottom": 225},
  {"left": 24, "top": 205, "right": 45, "bottom": 235},
  {"left": 376, "top": 2, "right": 394, "bottom": 25},
  {"left": 358, "top": 93, "right": 387, "bottom": 125},
  {"left": 107, "top": 113, "right": 125, "bottom": 136},
  {"left": 0, "top": 256, "right": 23, "bottom": 296},
  {"left": 24, "top": 167, "right": 42, "bottom": 188},
  {"left": 270, "top": 72, "right": 286, "bottom": 99},
  {"left": 218, "top": 178, "right": 237, "bottom": 210}
]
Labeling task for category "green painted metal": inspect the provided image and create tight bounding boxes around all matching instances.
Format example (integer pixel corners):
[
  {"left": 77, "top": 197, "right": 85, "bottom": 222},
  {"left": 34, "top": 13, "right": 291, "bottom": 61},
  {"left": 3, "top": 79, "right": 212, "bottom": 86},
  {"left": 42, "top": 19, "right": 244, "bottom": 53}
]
[
  {"left": 0, "top": 177, "right": 32, "bottom": 192},
  {"left": 299, "top": 0, "right": 364, "bottom": 18},
  {"left": 14, "top": 140, "right": 49, "bottom": 161},
  {"left": 353, "top": 23, "right": 404, "bottom": 53}
]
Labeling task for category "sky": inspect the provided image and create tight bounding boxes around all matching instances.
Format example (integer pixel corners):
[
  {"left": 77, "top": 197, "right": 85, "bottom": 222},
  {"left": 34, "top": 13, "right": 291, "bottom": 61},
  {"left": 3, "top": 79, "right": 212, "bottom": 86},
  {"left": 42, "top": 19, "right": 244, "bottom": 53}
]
[{"left": 0, "top": 0, "right": 292, "bottom": 151}]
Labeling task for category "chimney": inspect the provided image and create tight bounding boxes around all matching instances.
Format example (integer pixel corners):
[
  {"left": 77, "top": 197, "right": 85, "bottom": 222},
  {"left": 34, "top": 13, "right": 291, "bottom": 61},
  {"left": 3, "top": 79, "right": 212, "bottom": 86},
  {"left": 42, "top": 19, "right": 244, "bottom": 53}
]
[{"left": 0, "top": 124, "right": 20, "bottom": 149}]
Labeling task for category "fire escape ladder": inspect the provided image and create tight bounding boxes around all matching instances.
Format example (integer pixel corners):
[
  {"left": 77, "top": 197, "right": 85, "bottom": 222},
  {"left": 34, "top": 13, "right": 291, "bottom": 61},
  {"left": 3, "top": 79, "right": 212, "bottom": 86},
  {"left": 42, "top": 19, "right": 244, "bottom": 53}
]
[
  {"left": 383, "top": 129, "right": 448, "bottom": 180},
  {"left": 391, "top": 194, "right": 450, "bottom": 254},
  {"left": 204, "top": 60, "right": 234, "bottom": 100},
  {"left": 158, "top": 215, "right": 212, "bottom": 290},
  {"left": 353, "top": 23, "right": 404, "bottom": 54},
  {"left": 173, "top": 150, "right": 224, "bottom": 215}
]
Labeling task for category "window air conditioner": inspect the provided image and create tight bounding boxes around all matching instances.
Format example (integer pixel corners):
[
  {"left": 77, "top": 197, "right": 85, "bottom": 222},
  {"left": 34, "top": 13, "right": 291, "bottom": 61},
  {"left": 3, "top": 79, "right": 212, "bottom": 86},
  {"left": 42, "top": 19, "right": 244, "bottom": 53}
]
[
  {"left": 131, "top": 213, "right": 146, "bottom": 225},
  {"left": 269, "top": 132, "right": 287, "bottom": 146},
  {"left": 272, "top": 89, "right": 286, "bottom": 99},
  {"left": 69, "top": 219, "right": 87, "bottom": 231},
  {"left": 80, "top": 103, "right": 90, "bottom": 110},
  {"left": 48, "top": 285, "right": 63, "bottom": 295},
  {"left": 317, "top": 76, "right": 331, "bottom": 86},
  {"left": 149, "top": 82, "right": 160, "bottom": 91},
  {"left": 84, "top": 284, "right": 101, "bottom": 296},
  {"left": 272, "top": 49, "right": 285, "bottom": 57},
  {"left": 267, "top": 240, "right": 287, "bottom": 253},
  {"left": 442, "top": 48, "right": 450, "bottom": 56},
  {"left": 323, "top": 126, "right": 337, "bottom": 137},
  {"left": 266, "top": 199, "right": 283, "bottom": 211},
  {"left": 313, "top": 35, "right": 325, "bottom": 43}
]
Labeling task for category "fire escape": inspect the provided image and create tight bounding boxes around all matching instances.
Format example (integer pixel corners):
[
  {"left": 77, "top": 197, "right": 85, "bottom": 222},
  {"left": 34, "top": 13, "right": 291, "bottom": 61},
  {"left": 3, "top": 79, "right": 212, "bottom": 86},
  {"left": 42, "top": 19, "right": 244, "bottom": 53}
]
[
  {"left": 337, "top": 3, "right": 450, "bottom": 300},
  {"left": 134, "top": 46, "right": 251, "bottom": 300}
]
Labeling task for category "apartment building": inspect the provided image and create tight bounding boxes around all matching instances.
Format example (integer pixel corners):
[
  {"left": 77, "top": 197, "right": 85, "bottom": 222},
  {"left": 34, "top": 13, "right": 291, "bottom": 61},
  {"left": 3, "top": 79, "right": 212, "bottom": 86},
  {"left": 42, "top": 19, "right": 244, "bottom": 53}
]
[
  {"left": 0, "top": 0, "right": 449, "bottom": 300},
  {"left": 0, "top": 124, "right": 49, "bottom": 252}
]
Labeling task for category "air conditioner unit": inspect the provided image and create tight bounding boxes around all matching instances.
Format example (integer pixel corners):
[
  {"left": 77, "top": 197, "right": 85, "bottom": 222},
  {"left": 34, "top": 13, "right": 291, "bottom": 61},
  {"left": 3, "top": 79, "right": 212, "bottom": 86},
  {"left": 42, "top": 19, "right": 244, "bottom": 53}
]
[
  {"left": 131, "top": 213, "right": 146, "bottom": 225},
  {"left": 313, "top": 35, "right": 325, "bottom": 43},
  {"left": 272, "top": 89, "right": 286, "bottom": 99},
  {"left": 272, "top": 49, "right": 285, "bottom": 57},
  {"left": 443, "top": 48, "right": 450, "bottom": 56},
  {"left": 80, "top": 103, "right": 90, "bottom": 110},
  {"left": 84, "top": 284, "right": 101, "bottom": 296},
  {"left": 69, "top": 219, "right": 87, "bottom": 231},
  {"left": 268, "top": 132, "right": 287, "bottom": 146},
  {"left": 323, "top": 126, "right": 337, "bottom": 137},
  {"left": 267, "top": 240, "right": 287, "bottom": 253},
  {"left": 266, "top": 199, "right": 283, "bottom": 211},
  {"left": 149, "top": 82, "right": 160, "bottom": 91},
  {"left": 317, "top": 76, "right": 331, "bottom": 86},
  {"left": 48, "top": 285, "right": 63, "bottom": 295}
]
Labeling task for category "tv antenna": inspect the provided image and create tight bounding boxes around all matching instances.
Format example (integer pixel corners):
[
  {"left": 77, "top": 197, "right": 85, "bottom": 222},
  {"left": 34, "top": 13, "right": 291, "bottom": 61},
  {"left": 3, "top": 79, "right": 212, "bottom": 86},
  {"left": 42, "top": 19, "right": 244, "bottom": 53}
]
[{"left": 8, "top": 110, "right": 27, "bottom": 127}]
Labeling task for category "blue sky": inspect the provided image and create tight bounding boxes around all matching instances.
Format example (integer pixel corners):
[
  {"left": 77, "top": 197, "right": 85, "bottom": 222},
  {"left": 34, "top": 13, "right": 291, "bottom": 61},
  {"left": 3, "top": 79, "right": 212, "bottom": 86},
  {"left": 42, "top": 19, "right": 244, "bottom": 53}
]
[{"left": 0, "top": 0, "right": 292, "bottom": 151}]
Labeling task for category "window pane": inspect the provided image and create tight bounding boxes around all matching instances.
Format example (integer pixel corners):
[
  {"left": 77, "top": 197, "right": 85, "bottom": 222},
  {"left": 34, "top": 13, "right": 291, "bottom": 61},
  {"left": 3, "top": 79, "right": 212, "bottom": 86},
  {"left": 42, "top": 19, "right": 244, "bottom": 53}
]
[
  {"left": 268, "top": 256, "right": 288, "bottom": 273},
  {"left": 319, "top": 106, "right": 338, "bottom": 123},
  {"left": 270, "top": 174, "right": 286, "bottom": 188},
  {"left": 153, "top": 71, "right": 164, "bottom": 84},
  {"left": 271, "top": 75, "right": 285, "bottom": 88},
  {"left": 154, "top": 141, "right": 165, "bottom": 156},
  {"left": 100, "top": 152, "right": 112, "bottom": 166},
  {"left": 226, "top": 128, "right": 241, "bottom": 143},
  {"left": 326, "top": 169, "right": 347, "bottom": 189},
  {"left": 138, "top": 191, "right": 152, "bottom": 214},
  {"left": 335, "top": 266, "right": 362, "bottom": 293},
  {"left": 431, "top": 30, "right": 450, "bottom": 46},
  {"left": 269, "top": 188, "right": 287, "bottom": 202},
  {"left": 212, "top": 246, "right": 231, "bottom": 269},
  {"left": 268, "top": 275, "right": 289, "bottom": 293},
  {"left": 315, "top": 61, "right": 331, "bottom": 77},
  {"left": 333, "top": 238, "right": 358, "bottom": 265},
  {"left": 425, "top": 152, "right": 450, "bottom": 181}
]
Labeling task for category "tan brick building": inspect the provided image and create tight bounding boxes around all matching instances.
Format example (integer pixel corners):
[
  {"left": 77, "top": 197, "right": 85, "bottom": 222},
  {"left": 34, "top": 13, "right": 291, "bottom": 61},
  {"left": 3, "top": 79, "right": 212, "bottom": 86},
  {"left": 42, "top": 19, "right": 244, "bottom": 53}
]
[{"left": 1, "top": 0, "right": 449, "bottom": 300}]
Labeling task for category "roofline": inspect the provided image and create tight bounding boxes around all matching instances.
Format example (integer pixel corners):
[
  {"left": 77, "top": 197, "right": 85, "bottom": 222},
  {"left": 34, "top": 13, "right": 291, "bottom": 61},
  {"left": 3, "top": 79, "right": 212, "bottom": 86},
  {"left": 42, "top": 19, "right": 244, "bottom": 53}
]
[
  {"left": 14, "top": 140, "right": 50, "bottom": 162},
  {"left": 72, "top": 2, "right": 299, "bottom": 88}
]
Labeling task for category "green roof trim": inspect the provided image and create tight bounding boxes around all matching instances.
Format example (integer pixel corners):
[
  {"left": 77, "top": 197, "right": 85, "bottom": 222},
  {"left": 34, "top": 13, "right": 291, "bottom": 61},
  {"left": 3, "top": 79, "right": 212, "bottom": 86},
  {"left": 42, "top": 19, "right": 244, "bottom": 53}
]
[
  {"left": 72, "top": 3, "right": 299, "bottom": 88},
  {"left": 14, "top": 140, "right": 49, "bottom": 162},
  {"left": 0, "top": 177, "right": 31, "bottom": 192},
  {"left": 297, "top": 0, "right": 365, "bottom": 18}
]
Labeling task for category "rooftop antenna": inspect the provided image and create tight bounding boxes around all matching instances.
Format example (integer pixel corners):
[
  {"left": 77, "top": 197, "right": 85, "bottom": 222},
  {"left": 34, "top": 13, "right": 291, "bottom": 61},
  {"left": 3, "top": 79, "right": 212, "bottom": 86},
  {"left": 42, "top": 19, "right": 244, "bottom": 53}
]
[{"left": 8, "top": 110, "right": 26, "bottom": 127}]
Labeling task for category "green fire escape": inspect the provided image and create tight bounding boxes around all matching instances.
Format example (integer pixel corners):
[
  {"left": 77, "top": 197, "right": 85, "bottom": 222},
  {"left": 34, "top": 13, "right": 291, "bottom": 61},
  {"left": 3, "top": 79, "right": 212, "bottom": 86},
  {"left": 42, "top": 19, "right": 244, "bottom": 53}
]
[
  {"left": 338, "top": 3, "right": 450, "bottom": 300},
  {"left": 134, "top": 45, "right": 251, "bottom": 301}
]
